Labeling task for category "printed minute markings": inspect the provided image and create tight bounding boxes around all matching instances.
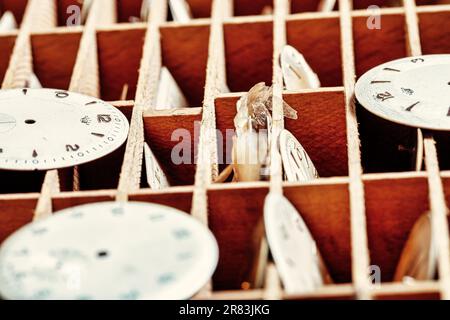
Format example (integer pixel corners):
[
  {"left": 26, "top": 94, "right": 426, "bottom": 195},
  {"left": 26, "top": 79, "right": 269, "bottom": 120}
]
[
  {"left": 383, "top": 67, "right": 401, "bottom": 72},
  {"left": 91, "top": 133, "right": 105, "bottom": 138},
  {"left": 406, "top": 101, "right": 420, "bottom": 112},
  {"left": 371, "top": 80, "right": 391, "bottom": 84}
]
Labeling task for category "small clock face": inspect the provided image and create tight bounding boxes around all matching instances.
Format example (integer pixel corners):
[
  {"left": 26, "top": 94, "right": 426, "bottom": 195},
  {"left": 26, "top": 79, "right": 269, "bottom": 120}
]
[
  {"left": 0, "top": 88, "right": 129, "bottom": 171},
  {"left": 264, "top": 194, "right": 324, "bottom": 294},
  {"left": 279, "top": 129, "right": 318, "bottom": 182},
  {"left": 0, "top": 202, "right": 219, "bottom": 300},
  {"left": 355, "top": 54, "right": 450, "bottom": 131}
]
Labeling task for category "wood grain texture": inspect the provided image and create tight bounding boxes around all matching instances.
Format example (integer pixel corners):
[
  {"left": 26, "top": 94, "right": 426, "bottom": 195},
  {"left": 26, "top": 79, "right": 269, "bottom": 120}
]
[
  {"left": 117, "top": 0, "right": 141, "bottom": 22},
  {"left": 287, "top": 16, "right": 343, "bottom": 86},
  {"left": 291, "top": 0, "right": 324, "bottom": 13},
  {"left": 339, "top": 0, "right": 372, "bottom": 299},
  {"left": 284, "top": 90, "right": 349, "bottom": 177},
  {"left": 0, "top": 34, "right": 17, "bottom": 84},
  {"left": 0, "top": 195, "right": 38, "bottom": 243},
  {"left": 31, "top": 31, "right": 81, "bottom": 90},
  {"left": 284, "top": 181, "right": 352, "bottom": 283},
  {"left": 208, "top": 183, "right": 269, "bottom": 290},
  {"left": 2, "top": 0, "right": 56, "bottom": 89},
  {"left": 364, "top": 175, "right": 429, "bottom": 282},
  {"left": 353, "top": 13, "right": 407, "bottom": 78},
  {"left": 98, "top": 27, "right": 146, "bottom": 101},
  {"left": 224, "top": 20, "right": 273, "bottom": 92},
  {"left": 0, "top": 0, "right": 28, "bottom": 25},
  {"left": 215, "top": 89, "right": 348, "bottom": 177},
  {"left": 160, "top": 24, "right": 210, "bottom": 105},
  {"left": 117, "top": 0, "right": 167, "bottom": 199},
  {"left": 233, "top": 0, "right": 273, "bottom": 16},
  {"left": 187, "top": 0, "right": 213, "bottom": 17},
  {"left": 209, "top": 180, "right": 352, "bottom": 289},
  {"left": 419, "top": 10, "right": 450, "bottom": 54},
  {"left": 143, "top": 112, "right": 201, "bottom": 186}
]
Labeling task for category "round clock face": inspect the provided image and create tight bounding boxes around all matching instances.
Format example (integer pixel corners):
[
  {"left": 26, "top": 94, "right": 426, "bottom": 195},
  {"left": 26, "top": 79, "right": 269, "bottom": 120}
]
[
  {"left": 0, "top": 202, "right": 219, "bottom": 300},
  {"left": 264, "top": 194, "right": 324, "bottom": 294},
  {"left": 281, "top": 45, "right": 321, "bottom": 91},
  {"left": 0, "top": 88, "right": 129, "bottom": 171},
  {"left": 279, "top": 129, "right": 318, "bottom": 182},
  {"left": 355, "top": 54, "right": 450, "bottom": 131}
]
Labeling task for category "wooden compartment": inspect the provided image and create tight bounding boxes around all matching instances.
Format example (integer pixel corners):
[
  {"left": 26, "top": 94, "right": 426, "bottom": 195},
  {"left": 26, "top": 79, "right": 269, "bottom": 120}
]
[
  {"left": 97, "top": 25, "right": 146, "bottom": 101},
  {"left": 0, "top": 0, "right": 28, "bottom": 26},
  {"left": 143, "top": 108, "right": 202, "bottom": 187},
  {"left": 160, "top": 22, "right": 210, "bottom": 106},
  {"left": 31, "top": 29, "right": 81, "bottom": 89},
  {"left": 224, "top": 19, "right": 273, "bottom": 92},
  {"left": 0, "top": 33, "right": 17, "bottom": 84},
  {"left": 116, "top": 0, "right": 145, "bottom": 23},
  {"left": 0, "top": 0, "right": 449, "bottom": 301},
  {"left": 287, "top": 15, "right": 343, "bottom": 87}
]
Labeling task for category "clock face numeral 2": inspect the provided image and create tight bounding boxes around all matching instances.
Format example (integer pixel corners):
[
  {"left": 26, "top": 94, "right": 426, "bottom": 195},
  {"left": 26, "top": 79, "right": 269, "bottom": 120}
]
[
  {"left": 376, "top": 92, "right": 394, "bottom": 102},
  {"left": 66, "top": 144, "right": 80, "bottom": 152}
]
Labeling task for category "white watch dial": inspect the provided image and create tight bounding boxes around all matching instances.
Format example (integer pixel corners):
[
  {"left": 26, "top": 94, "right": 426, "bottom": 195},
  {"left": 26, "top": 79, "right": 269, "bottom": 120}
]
[
  {"left": 0, "top": 88, "right": 129, "bottom": 171},
  {"left": 279, "top": 129, "right": 318, "bottom": 182},
  {"left": 0, "top": 202, "right": 219, "bottom": 300},
  {"left": 355, "top": 54, "right": 450, "bottom": 131},
  {"left": 264, "top": 194, "right": 324, "bottom": 294}
]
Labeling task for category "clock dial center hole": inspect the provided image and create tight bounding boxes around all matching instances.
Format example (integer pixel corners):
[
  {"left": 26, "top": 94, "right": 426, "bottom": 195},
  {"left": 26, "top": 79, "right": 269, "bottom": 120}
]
[{"left": 25, "top": 119, "right": 36, "bottom": 125}]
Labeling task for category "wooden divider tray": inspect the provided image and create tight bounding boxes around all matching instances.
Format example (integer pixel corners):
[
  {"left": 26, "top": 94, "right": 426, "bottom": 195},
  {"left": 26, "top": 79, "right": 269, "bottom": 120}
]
[{"left": 1, "top": 0, "right": 450, "bottom": 300}]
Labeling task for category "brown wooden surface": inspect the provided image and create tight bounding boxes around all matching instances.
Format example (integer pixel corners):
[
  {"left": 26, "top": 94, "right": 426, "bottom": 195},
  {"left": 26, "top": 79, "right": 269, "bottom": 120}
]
[
  {"left": 143, "top": 111, "right": 202, "bottom": 186},
  {"left": 353, "top": 13, "right": 407, "bottom": 78},
  {"left": 364, "top": 174, "right": 430, "bottom": 282},
  {"left": 31, "top": 31, "right": 81, "bottom": 90},
  {"left": 187, "top": 0, "right": 212, "bottom": 18},
  {"left": 0, "top": 195, "right": 38, "bottom": 243},
  {"left": 224, "top": 20, "right": 273, "bottom": 92},
  {"left": 291, "top": 0, "right": 323, "bottom": 13},
  {"left": 0, "top": 34, "right": 17, "bottom": 84},
  {"left": 0, "top": 0, "right": 28, "bottom": 25},
  {"left": 233, "top": 0, "right": 273, "bottom": 16},
  {"left": 287, "top": 16, "right": 343, "bottom": 87},
  {"left": 160, "top": 24, "right": 210, "bottom": 106},
  {"left": 116, "top": 0, "right": 141, "bottom": 23},
  {"left": 98, "top": 26, "right": 146, "bottom": 101}
]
